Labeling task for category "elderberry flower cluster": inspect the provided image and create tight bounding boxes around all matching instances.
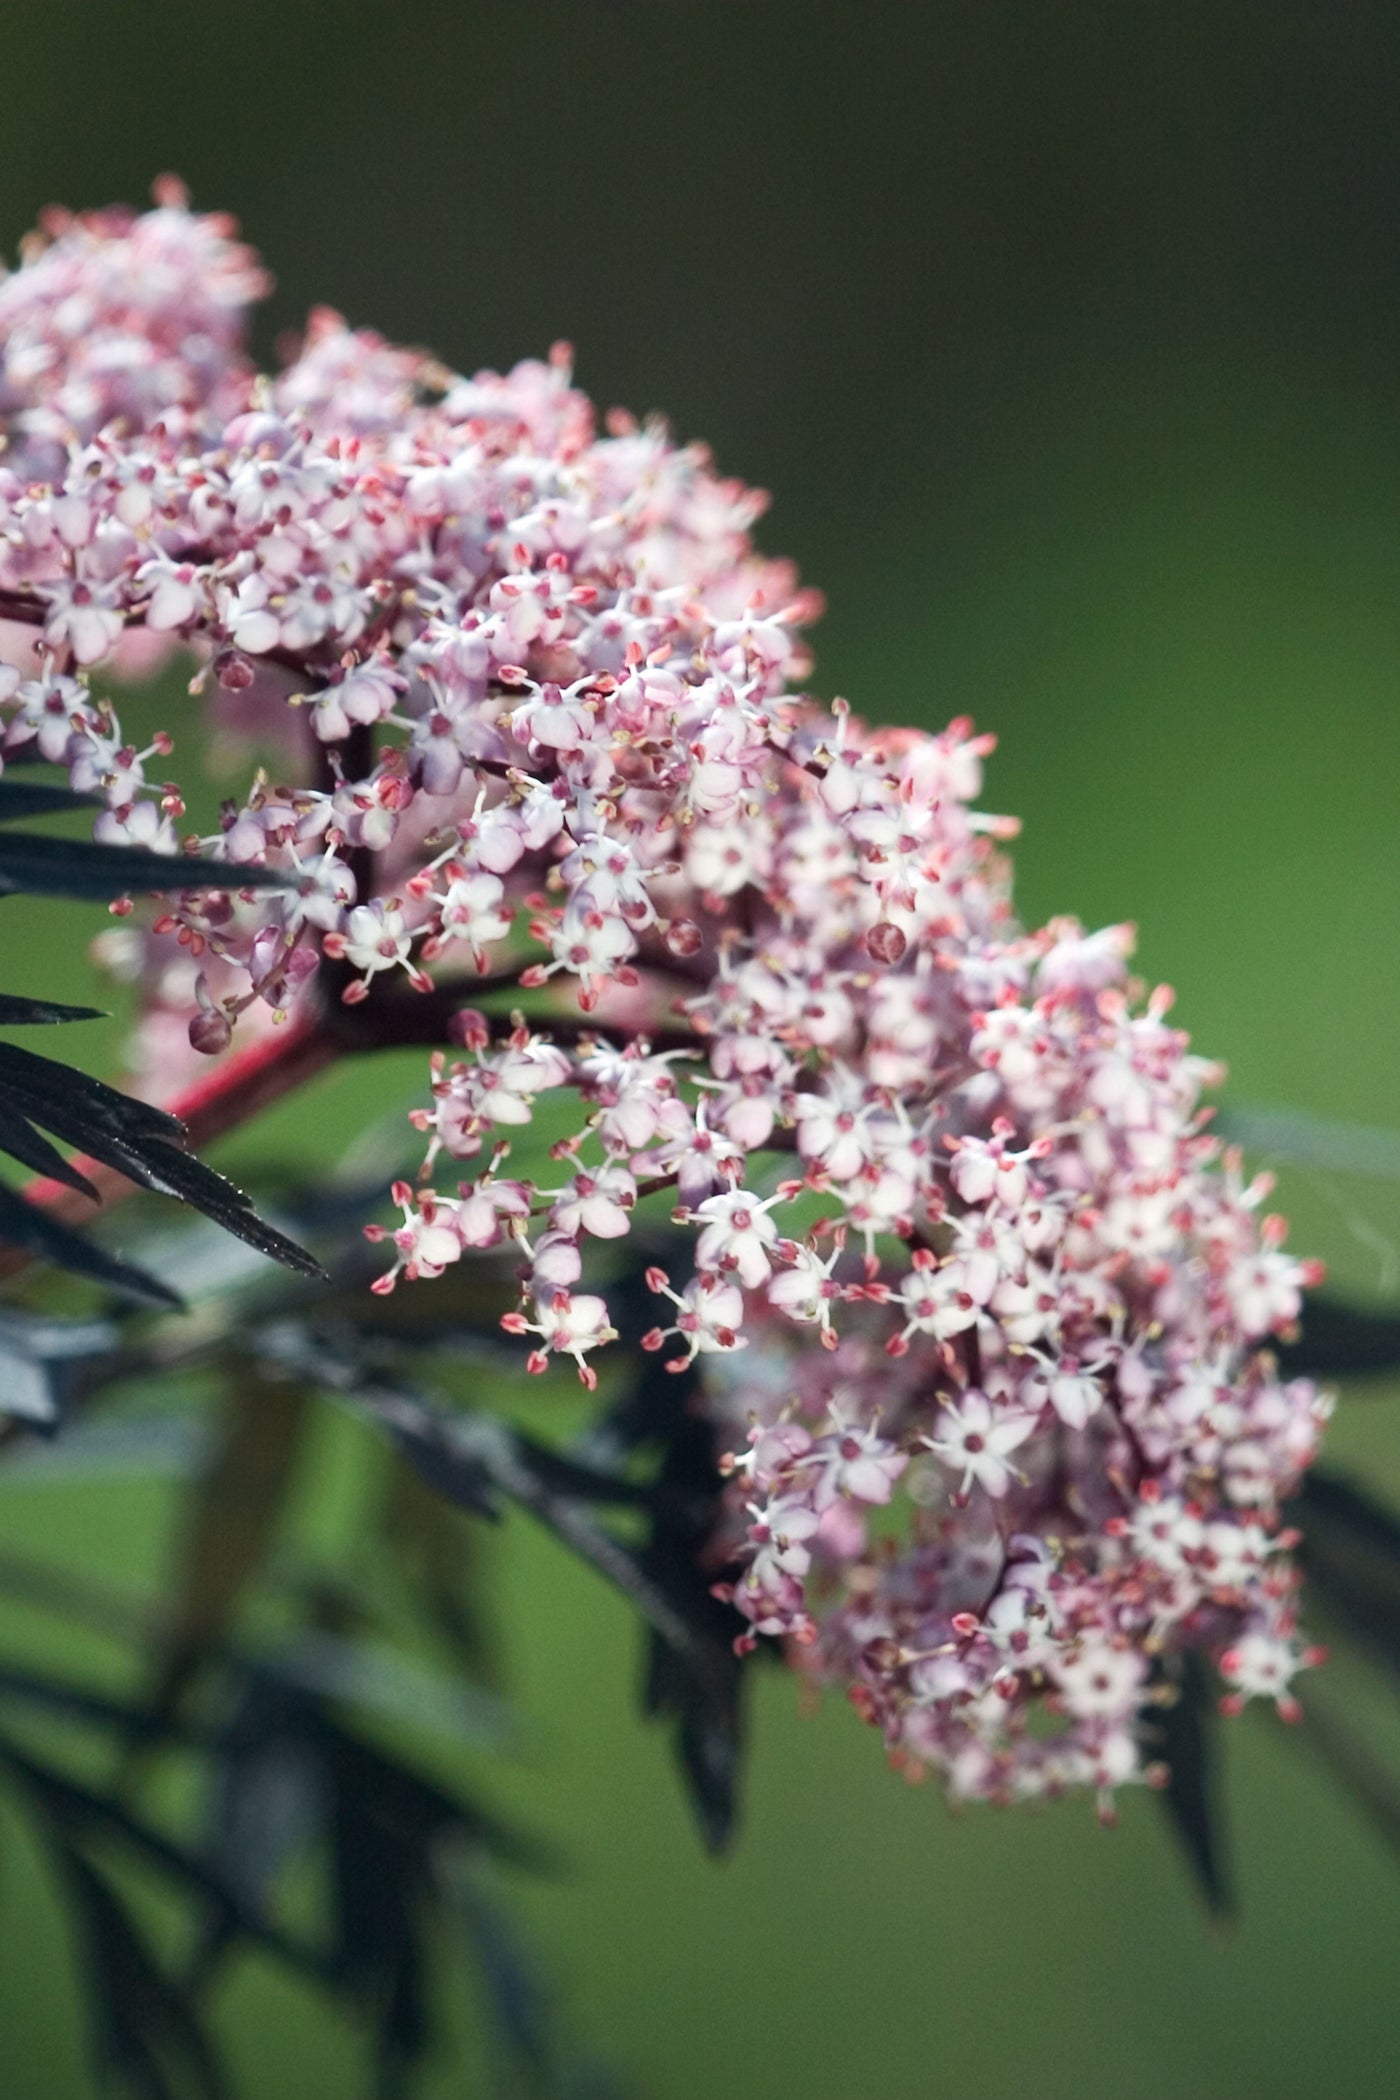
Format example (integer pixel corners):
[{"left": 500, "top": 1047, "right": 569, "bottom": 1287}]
[{"left": 0, "top": 187, "right": 1333, "bottom": 1811}]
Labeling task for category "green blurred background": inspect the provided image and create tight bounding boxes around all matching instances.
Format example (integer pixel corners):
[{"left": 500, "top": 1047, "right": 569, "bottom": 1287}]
[{"left": 1, "top": 3, "right": 1399, "bottom": 2095}]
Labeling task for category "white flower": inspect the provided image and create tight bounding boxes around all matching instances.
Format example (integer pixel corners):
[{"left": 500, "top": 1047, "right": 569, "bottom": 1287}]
[
  {"left": 1220, "top": 1630, "right": 1302, "bottom": 1707},
  {"left": 922, "top": 1390, "right": 1035, "bottom": 1499},
  {"left": 436, "top": 870, "right": 514, "bottom": 961},
  {"left": 810, "top": 1417, "right": 906, "bottom": 1508},
  {"left": 549, "top": 1163, "right": 637, "bottom": 1241},
  {"left": 747, "top": 1494, "right": 822, "bottom": 1585},
  {"left": 1052, "top": 1642, "right": 1146, "bottom": 1723},
  {"left": 692, "top": 1186, "right": 783, "bottom": 1288},
  {"left": 339, "top": 900, "right": 413, "bottom": 977}
]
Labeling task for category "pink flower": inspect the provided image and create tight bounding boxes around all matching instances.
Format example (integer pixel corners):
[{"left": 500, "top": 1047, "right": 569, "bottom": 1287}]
[
  {"left": 691, "top": 1187, "right": 784, "bottom": 1288},
  {"left": 921, "top": 1390, "right": 1036, "bottom": 1499},
  {"left": 0, "top": 182, "right": 1334, "bottom": 1814},
  {"left": 809, "top": 1418, "right": 907, "bottom": 1508}
]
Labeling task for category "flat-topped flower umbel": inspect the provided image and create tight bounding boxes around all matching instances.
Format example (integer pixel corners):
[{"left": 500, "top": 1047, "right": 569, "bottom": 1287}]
[{"left": 0, "top": 184, "right": 1331, "bottom": 1810}]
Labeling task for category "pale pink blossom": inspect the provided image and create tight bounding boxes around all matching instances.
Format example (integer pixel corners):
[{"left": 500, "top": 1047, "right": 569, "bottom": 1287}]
[
  {"left": 922, "top": 1390, "right": 1036, "bottom": 1499},
  {"left": 0, "top": 183, "right": 1334, "bottom": 1815}
]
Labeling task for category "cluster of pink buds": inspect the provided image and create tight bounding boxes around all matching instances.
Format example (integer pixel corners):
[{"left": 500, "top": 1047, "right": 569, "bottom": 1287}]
[{"left": 0, "top": 186, "right": 1334, "bottom": 1810}]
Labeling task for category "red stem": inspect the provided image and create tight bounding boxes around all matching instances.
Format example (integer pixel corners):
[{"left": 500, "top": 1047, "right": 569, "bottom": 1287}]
[{"left": 0, "top": 956, "right": 704, "bottom": 1278}]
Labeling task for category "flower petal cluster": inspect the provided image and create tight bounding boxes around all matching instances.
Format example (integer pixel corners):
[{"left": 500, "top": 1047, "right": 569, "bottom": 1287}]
[{"left": 0, "top": 186, "right": 1333, "bottom": 1811}]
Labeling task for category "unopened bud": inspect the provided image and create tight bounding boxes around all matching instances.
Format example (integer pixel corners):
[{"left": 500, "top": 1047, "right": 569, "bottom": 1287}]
[
  {"left": 188, "top": 1007, "right": 232, "bottom": 1056},
  {"left": 214, "top": 649, "right": 257, "bottom": 691},
  {"left": 448, "top": 1007, "right": 490, "bottom": 1050},
  {"left": 866, "top": 920, "right": 907, "bottom": 964},
  {"left": 665, "top": 917, "right": 703, "bottom": 958}
]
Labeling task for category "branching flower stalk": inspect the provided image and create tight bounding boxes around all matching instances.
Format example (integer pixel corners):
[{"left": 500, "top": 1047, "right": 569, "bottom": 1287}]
[{"left": 0, "top": 183, "right": 1334, "bottom": 1811}]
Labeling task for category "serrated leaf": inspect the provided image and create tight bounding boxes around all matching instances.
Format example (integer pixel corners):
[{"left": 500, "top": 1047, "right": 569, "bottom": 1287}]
[
  {"left": 1295, "top": 1468, "right": 1400, "bottom": 1674},
  {"left": 0, "top": 1181, "right": 181, "bottom": 1309},
  {"left": 0, "top": 992, "right": 106, "bottom": 1026},
  {"left": 573, "top": 1277, "right": 750, "bottom": 1853},
  {"left": 0, "top": 828, "right": 307, "bottom": 903},
  {"left": 0, "top": 1100, "right": 99, "bottom": 1199},
  {"left": 576, "top": 1255, "right": 698, "bottom": 1464},
  {"left": 51, "top": 1839, "right": 229, "bottom": 2100},
  {"left": 0, "top": 1723, "right": 328, "bottom": 1981},
  {"left": 314, "top": 1714, "right": 546, "bottom": 2093},
  {"left": 0, "top": 1041, "right": 181, "bottom": 1141},
  {"left": 105, "top": 1139, "right": 326, "bottom": 1279},
  {"left": 0, "top": 1041, "right": 324, "bottom": 1280},
  {"left": 450, "top": 1856, "right": 554, "bottom": 2083},
  {"left": 192, "top": 1672, "right": 327, "bottom": 1990},
  {"left": 313, "top": 1711, "right": 545, "bottom": 1874},
  {"left": 1278, "top": 1298, "right": 1400, "bottom": 1378},
  {"left": 1150, "top": 1650, "right": 1235, "bottom": 1916},
  {"left": 348, "top": 1386, "right": 501, "bottom": 1522},
  {"left": 148, "top": 1370, "right": 312, "bottom": 1722},
  {"left": 0, "top": 778, "right": 99, "bottom": 822},
  {"left": 327, "top": 1758, "right": 431, "bottom": 2092},
  {"left": 354, "top": 1382, "right": 722, "bottom": 1673},
  {"left": 633, "top": 1381, "right": 746, "bottom": 1854},
  {"left": 378, "top": 1451, "right": 495, "bottom": 1677},
  {"left": 260, "top": 1324, "right": 742, "bottom": 1808}
]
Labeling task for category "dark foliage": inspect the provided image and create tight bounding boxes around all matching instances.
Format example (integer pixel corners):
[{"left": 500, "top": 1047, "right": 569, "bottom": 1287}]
[
  {"left": 257, "top": 1322, "right": 739, "bottom": 1701},
  {"left": 581, "top": 1257, "right": 750, "bottom": 1849},
  {"left": 0, "top": 1558, "right": 563, "bottom": 2099},
  {"left": 0, "top": 827, "right": 302, "bottom": 903},
  {"left": 0, "top": 1083, "right": 1396, "bottom": 2090},
  {"left": 0, "top": 1180, "right": 181, "bottom": 1311},
  {"left": 0, "top": 774, "right": 306, "bottom": 903},
  {"left": 0, "top": 1039, "right": 323, "bottom": 1286},
  {"left": 0, "top": 993, "right": 106, "bottom": 1027},
  {"left": 1149, "top": 1649, "right": 1236, "bottom": 1916},
  {"left": 0, "top": 1305, "right": 120, "bottom": 1426},
  {"left": 1293, "top": 1469, "right": 1400, "bottom": 1675},
  {"left": 0, "top": 771, "right": 322, "bottom": 1299},
  {"left": 53, "top": 1841, "right": 230, "bottom": 2100},
  {"left": 1277, "top": 1298, "right": 1400, "bottom": 1379}
]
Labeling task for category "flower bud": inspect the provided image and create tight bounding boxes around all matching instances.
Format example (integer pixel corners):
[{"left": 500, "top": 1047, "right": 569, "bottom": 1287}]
[
  {"left": 866, "top": 920, "right": 907, "bottom": 964},
  {"left": 665, "top": 917, "right": 704, "bottom": 958},
  {"left": 188, "top": 1006, "right": 232, "bottom": 1056},
  {"left": 214, "top": 649, "right": 257, "bottom": 691}
]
